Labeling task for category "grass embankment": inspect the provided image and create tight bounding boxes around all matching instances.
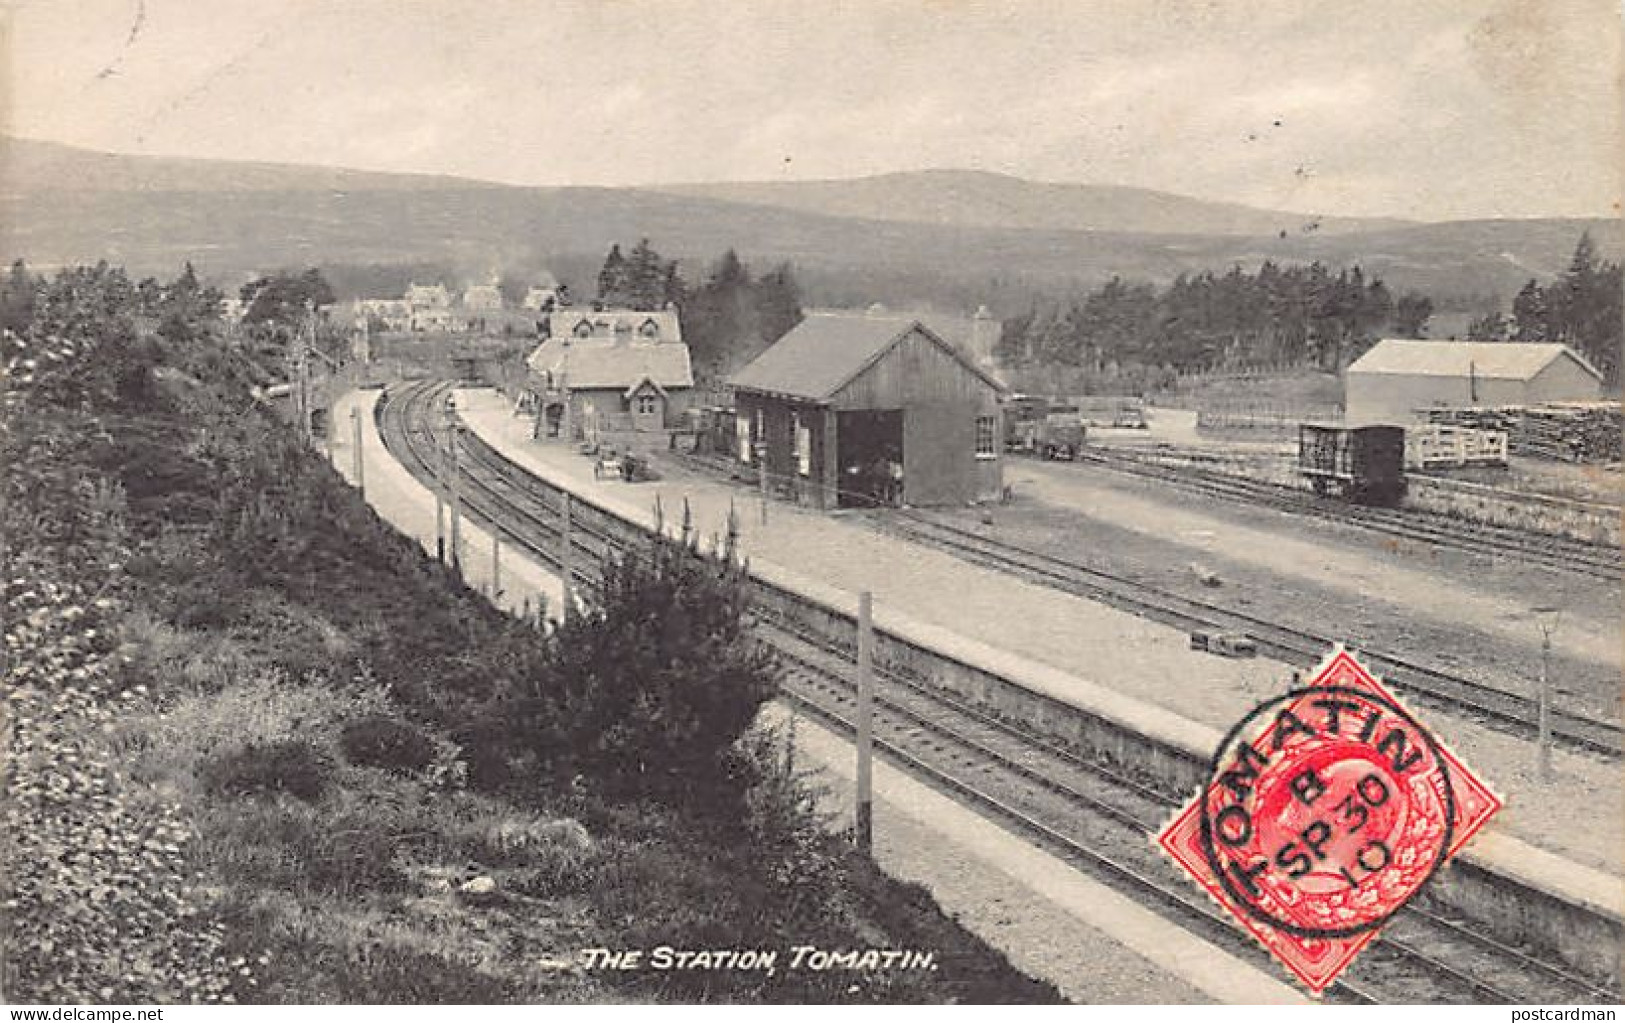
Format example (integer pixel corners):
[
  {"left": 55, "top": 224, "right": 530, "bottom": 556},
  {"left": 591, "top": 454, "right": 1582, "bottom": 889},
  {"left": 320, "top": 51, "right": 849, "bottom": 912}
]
[{"left": 2, "top": 264, "right": 1062, "bottom": 1004}]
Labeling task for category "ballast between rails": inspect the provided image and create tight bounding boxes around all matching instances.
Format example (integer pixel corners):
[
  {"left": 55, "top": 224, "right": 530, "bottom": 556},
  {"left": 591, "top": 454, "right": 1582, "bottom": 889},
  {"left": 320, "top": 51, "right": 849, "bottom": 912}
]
[
  {"left": 372, "top": 381, "right": 1621, "bottom": 1005},
  {"left": 874, "top": 510, "right": 1623, "bottom": 758}
]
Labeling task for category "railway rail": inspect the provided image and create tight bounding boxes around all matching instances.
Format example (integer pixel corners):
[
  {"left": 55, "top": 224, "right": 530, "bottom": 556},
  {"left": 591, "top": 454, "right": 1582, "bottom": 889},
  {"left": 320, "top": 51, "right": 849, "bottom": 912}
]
[
  {"left": 371, "top": 380, "right": 1619, "bottom": 1005},
  {"left": 871, "top": 510, "right": 1624, "bottom": 758},
  {"left": 1073, "top": 448, "right": 1621, "bottom": 582}
]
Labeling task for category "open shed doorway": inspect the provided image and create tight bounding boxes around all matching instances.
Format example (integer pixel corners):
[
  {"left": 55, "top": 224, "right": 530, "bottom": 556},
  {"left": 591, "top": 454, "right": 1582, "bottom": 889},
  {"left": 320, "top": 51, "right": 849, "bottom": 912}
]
[{"left": 836, "top": 410, "right": 903, "bottom": 508}]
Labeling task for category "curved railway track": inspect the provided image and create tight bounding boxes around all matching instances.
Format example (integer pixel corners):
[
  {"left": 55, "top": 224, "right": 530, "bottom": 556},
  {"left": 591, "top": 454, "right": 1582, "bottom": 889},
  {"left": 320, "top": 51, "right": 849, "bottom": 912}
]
[
  {"left": 872, "top": 510, "right": 1623, "bottom": 758},
  {"left": 1073, "top": 449, "right": 1621, "bottom": 582},
  {"left": 376, "top": 380, "right": 1620, "bottom": 1006}
]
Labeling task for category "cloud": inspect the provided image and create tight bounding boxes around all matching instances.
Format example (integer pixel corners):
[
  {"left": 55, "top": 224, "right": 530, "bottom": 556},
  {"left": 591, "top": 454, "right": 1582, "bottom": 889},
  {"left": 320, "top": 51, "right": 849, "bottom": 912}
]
[{"left": 6, "top": 0, "right": 1619, "bottom": 218}]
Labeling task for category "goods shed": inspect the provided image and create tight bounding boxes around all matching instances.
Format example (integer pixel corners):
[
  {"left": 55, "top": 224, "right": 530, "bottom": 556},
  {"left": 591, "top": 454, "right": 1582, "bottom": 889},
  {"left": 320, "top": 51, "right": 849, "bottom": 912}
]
[
  {"left": 728, "top": 313, "right": 1006, "bottom": 509},
  {"left": 1345, "top": 340, "right": 1603, "bottom": 425}
]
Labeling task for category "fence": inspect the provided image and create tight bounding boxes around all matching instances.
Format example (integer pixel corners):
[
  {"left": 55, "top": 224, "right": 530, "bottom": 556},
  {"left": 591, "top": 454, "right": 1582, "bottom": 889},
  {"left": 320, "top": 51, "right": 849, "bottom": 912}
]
[{"left": 1192, "top": 400, "right": 1344, "bottom": 432}]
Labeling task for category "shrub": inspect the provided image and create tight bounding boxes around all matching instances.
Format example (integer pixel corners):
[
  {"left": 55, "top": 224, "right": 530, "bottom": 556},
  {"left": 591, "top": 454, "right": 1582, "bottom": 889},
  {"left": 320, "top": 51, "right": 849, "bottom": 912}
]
[
  {"left": 203, "top": 739, "right": 331, "bottom": 802},
  {"left": 491, "top": 523, "right": 779, "bottom": 801},
  {"left": 340, "top": 715, "right": 436, "bottom": 774}
]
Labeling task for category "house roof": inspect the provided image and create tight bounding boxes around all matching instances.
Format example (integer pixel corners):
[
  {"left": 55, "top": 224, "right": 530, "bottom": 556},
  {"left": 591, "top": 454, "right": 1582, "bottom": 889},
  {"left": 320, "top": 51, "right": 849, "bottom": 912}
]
[
  {"left": 526, "top": 337, "right": 693, "bottom": 391},
  {"left": 728, "top": 312, "right": 1004, "bottom": 402},
  {"left": 1349, "top": 340, "right": 1603, "bottom": 382}
]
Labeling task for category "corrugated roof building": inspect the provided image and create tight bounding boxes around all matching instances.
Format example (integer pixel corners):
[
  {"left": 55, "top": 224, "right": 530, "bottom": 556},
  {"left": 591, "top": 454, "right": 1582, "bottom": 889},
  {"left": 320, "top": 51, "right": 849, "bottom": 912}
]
[
  {"left": 728, "top": 312, "right": 1005, "bottom": 509},
  {"left": 1345, "top": 340, "right": 1604, "bottom": 425},
  {"left": 524, "top": 308, "right": 693, "bottom": 436}
]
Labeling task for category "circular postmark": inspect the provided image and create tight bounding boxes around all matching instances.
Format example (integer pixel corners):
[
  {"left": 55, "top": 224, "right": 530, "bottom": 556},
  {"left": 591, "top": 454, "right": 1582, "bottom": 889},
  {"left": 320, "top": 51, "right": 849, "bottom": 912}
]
[{"left": 1197, "top": 685, "right": 1457, "bottom": 940}]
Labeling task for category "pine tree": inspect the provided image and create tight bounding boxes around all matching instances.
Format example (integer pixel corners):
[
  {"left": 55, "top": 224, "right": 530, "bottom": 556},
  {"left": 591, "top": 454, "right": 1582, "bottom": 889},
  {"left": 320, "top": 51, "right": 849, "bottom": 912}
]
[{"left": 596, "top": 244, "right": 628, "bottom": 306}]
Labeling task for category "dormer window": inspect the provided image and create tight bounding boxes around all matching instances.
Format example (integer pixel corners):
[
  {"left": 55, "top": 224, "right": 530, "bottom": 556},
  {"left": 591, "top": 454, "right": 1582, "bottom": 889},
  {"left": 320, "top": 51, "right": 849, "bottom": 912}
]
[
  {"left": 639, "top": 319, "right": 660, "bottom": 339},
  {"left": 573, "top": 320, "right": 592, "bottom": 339}
]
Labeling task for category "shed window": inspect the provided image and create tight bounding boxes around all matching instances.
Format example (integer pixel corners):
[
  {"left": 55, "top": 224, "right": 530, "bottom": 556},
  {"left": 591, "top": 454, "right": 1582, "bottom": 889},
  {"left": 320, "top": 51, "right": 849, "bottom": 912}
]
[
  {"left": 975, "top": 415, "right": 997, "bottom": 458},
  {"left": 794, "top": 416, "right": 811, "bottom": 477}
]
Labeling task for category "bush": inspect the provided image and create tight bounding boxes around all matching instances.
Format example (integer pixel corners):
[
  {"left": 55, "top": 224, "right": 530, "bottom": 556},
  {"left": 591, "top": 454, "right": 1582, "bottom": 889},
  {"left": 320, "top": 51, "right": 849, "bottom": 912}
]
[
  {"left": 340, "top": 715, "right": 436, "bottom": 774},
  {"left": 203, "top": 739, "right": 331, "bottom": 802},
  {"left": 490, "top": 524, "right": 779, "bottom": 801}
]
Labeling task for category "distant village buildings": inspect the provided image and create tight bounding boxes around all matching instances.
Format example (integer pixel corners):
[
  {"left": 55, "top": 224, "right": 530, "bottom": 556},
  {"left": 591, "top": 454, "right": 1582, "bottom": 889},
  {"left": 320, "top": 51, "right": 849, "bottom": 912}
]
[{"left": 351, "top": 273, "right": 558, "bottom": 335}]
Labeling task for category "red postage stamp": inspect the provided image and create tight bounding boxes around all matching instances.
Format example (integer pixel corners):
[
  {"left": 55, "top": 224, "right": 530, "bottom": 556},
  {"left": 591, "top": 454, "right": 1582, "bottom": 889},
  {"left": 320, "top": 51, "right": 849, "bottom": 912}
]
[{"left": 1157, "top": 647, "right": 1502, "bottom": 995}]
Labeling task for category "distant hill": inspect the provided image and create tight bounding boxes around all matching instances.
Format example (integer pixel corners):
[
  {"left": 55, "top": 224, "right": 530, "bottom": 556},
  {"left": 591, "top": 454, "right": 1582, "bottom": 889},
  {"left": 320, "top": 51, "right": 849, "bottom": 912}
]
[
  {"left": 0, "top": 136, "right": 500, "bottom": 195},
  {"left": 1, "top": 137, "right": 1617, "bottom": 313},
  {"left": 653, "top": 168, "right": 1413, "bottom": 238}
]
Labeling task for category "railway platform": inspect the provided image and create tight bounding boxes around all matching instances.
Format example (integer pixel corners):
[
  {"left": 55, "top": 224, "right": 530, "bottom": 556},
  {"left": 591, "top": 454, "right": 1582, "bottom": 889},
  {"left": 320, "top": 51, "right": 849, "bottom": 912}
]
[{"left": 326, "top": 389, "right": 566, "bottom": 620}]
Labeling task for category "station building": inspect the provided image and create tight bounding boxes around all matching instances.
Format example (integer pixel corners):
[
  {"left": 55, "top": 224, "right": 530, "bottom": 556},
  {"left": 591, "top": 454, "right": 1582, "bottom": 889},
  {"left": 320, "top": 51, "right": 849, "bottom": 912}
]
[
  {"left": 1345, "top": 339, "right": 1605, "bottom": 424},
  {"left": 728, "top": 312, "right": 1006, "bottom": 509},
  {"left": 524, "top": 308, "right": 693, "bottom": 436}
]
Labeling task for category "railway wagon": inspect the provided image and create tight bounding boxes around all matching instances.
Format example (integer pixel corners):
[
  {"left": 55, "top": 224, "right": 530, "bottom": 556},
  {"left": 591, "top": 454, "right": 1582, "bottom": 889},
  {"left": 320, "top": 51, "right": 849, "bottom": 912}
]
[
  {"left": 1004, "top": 395, "right": 1086, "bottom": 459},
  {"left": 1298, "top": 424, "right": 1407, "bottom": 505}
]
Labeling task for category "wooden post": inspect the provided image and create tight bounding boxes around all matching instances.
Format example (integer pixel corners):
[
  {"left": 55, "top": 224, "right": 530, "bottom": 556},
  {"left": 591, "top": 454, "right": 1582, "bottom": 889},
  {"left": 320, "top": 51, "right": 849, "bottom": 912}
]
[
  {"left": 559, "top": 491, "right": 574, "bottom": 625},
  {"left": 758, "top": 440, "right": 769, "bottom": 526},
  {"left": 435, "top": 432, "right": 448, "bottom": 564},
  {"left": 1537, "top": 623, "right": 1553, "bottom": 781},
  {"left": 490, "top": 532, "right": 501, "bottom": 600},
  {"left": 448, "top": 426, "right": 463, "bottom": 573},
  {"left": 350, "top": 405, "right": 365, "bottom": 498},
  {"left": 855, "top": 590, "right": 874, "bottom": 853}
]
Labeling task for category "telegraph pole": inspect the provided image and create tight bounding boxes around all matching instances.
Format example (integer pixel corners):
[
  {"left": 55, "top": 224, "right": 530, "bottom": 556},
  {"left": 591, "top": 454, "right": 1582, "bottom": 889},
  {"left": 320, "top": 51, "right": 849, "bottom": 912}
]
[
  {"left": 1536, "top": 614, "right": 1556, "bottom": 781},
  {"left": 757, "top": 440, "right": 770, "bottom": 526},
  {"left": 558, "top": 491, "right": 574, "bottom": 624},
  {"left": 490, "top": 532, "right": 501, "bottom": 600},
  {"left": 351, "top": 405, "right": 365, "bottom": 498},
  {"left": 448, "top": 425, "right": 463, "bottom": 573},
  {"left": 855, "top": 590, "right": 874, "bottom": 853}
]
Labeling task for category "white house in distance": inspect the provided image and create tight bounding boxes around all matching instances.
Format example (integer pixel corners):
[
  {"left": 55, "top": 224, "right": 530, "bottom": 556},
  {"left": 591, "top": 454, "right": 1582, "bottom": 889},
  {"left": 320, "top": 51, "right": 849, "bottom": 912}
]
[
  {"left": 1344, "top": 339, "right": 1605, "bottom": 424},
  {"left": 461, "top": 281, "right": 503, "bottom": 312},
  {"left": 524, "top": 308, "right": 693, "bottom": 436}
]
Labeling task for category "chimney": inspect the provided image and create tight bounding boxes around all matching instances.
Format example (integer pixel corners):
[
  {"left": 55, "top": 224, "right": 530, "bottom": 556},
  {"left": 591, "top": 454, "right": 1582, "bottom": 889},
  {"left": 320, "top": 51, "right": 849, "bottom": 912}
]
[{"left": 969, "top": 304, "right": 999, "bottom": 366}]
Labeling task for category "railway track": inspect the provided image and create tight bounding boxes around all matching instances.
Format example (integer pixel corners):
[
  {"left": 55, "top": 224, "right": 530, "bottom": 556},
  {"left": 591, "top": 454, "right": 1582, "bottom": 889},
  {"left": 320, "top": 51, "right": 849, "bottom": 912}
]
[
  {"left": 872, "top": 510, "right": 1624, "bottom": 758},
  {"left": 371, "top": 380, "right": 1619, "bottom": 1005},
  {"left": 1073, "top": 448, "right": 1621, "bottom": 582}
]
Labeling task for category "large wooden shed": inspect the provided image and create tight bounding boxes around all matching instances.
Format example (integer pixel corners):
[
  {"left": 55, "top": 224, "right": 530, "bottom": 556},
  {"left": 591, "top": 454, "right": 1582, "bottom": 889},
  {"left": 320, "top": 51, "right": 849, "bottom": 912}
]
[
  {"left": 1345, "top": 340, "right": 1604, "bottom": 425},
  {"left": 728, "top": 313, "right": 1006, "bottom": 509}
]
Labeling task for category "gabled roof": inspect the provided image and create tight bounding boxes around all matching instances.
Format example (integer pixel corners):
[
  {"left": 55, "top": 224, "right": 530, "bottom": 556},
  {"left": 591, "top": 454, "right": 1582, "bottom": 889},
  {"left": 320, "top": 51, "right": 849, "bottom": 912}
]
[
  {"left": 526, "top": 337, "right": 693, "bottom": 391},
  {"left": 728, "top": 313, "right": 1004, "bottom": 402},
  {"left": 1349, "top": 340, "right": 1603, "bottom": 382}
]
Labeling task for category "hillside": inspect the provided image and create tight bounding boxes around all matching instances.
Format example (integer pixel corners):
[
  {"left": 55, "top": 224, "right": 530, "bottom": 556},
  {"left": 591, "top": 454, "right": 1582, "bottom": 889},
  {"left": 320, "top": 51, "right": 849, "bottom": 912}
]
[
  {"left": 653, "top": 168, "right": 1411, "bottom": 238},
  {"left": 0, "top": 136, "right": 501, "bottom": 195},
  {"left": 1, "top": 137, "right": 1617, "bottom": 310}
]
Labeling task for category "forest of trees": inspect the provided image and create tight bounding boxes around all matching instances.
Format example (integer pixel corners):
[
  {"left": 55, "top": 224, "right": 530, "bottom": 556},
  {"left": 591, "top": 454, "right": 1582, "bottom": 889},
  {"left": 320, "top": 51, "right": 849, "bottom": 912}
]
[
  {"left": 1467, "top": 233, "right": 1622, "bottom": 382},
  {"left": 591, "top": 241, "right": 804, "bottom": 381},
  {"left": 996, "top": 261, "right": 1434, "bottom": 385}
]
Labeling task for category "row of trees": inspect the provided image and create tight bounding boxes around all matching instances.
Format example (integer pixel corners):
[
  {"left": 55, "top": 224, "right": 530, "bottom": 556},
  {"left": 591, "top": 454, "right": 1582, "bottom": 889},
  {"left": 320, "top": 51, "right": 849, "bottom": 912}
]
[
  {"left": 592, "top": 241, "right": 804, "bottom": 379},
  {"left": 1467, "top": 233, "right": 1621, "bottom": 381},
  {"left": 997, "top": 261, "right": 1434, "bottom": 378}
]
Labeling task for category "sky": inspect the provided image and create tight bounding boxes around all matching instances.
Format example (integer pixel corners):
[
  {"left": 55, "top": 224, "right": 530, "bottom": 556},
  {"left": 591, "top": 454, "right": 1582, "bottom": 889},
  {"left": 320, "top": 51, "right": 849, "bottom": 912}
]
[{"left": 4, "top": 0, "right": 1621, "bottom": 220}]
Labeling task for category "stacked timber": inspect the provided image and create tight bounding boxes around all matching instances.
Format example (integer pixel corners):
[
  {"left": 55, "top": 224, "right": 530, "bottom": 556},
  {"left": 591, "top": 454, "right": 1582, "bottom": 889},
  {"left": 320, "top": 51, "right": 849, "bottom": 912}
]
[{"left": 1424, "top": 404, "right": 1622, "bottom": 463}]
